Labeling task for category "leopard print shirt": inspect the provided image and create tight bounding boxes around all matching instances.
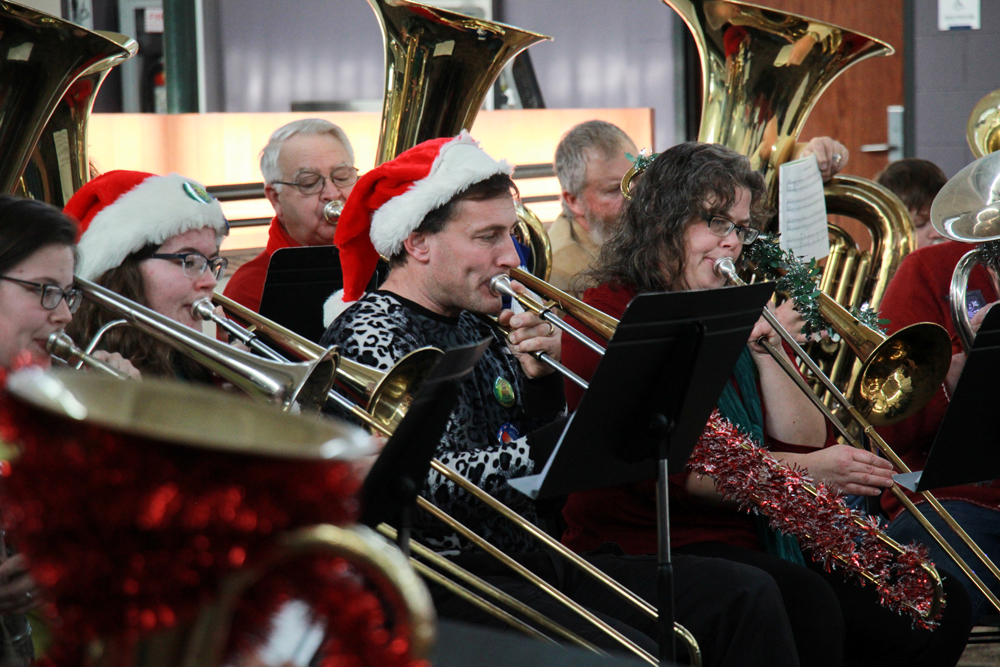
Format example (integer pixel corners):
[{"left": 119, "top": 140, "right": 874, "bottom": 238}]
[{"left": 320, "top": 291, "right": 566, "bottom": 553}]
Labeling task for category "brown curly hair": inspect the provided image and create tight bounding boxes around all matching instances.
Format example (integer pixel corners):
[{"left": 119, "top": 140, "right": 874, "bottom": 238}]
[{"left": 580, "top": 142, "right": 773, "bottom": 294}]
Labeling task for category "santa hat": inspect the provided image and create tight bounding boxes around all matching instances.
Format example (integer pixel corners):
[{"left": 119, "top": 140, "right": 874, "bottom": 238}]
[
  {"left": 324, "top": 131, "right": 511, "bottom": 324},
  {"left": 65, "top": 170, "right": 229, "bottom": 281}
]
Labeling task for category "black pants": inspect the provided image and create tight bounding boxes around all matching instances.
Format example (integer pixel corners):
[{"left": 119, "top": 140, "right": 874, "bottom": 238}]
[
  {"left": 676, "top": 542, "right": 974, "bottom": 667},
  {"left": 431, "top": 547, "right": 800, "bottom": 667}
]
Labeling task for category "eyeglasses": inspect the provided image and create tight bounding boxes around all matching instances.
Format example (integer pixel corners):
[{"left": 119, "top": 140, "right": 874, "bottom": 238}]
[
  {"left": 704, "top": 215, "right": 760, "bottom": 245},
  {"left": 0, "top": 276, "right": 82, "bottom": 312},
  {"left": 273, "top": 167, "right": 359, "bottom": 195},
  {"left": 149, "top": 252, "right": 228, "bottom": 279}
]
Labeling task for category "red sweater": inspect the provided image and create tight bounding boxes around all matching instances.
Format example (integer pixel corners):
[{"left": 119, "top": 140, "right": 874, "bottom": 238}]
[
  {"left": 875, "top": 241, "right": 1000, "bottom": 519},
  {"left": 223, "top": 216, "right": 301, "bottom": 314},
  {"left": 559, "top": 282, "right": 823, "bottom": 555}
]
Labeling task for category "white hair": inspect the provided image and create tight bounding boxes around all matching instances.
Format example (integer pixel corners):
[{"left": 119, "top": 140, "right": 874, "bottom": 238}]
[{"left": 259, "top": 119, "right": 355, "bottom": 188}]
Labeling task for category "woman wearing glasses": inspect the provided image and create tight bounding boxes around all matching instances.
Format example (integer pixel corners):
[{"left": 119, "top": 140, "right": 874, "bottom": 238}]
[
  {"left": 557, "top": 143, "right": 973, "bottom": 667},
  {"left": 64, "top": 170, "right": 229, "bottom": 379},
  {"left": 0, "top": 196, "right": 80, "bottom": 370}
]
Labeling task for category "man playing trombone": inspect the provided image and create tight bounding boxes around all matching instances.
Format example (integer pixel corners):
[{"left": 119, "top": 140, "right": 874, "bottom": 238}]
[{"left": 319, "top": 132, "right": 806, "bottom": 666}]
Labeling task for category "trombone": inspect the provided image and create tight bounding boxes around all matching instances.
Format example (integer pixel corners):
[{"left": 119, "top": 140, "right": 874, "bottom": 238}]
[
  {"left": 713, "top": 257, "right": 1000, "bottom": 614},
  {"left": 202, "top": 293, "right": 701, "bottom": 665},
  {"left": 46, "top": 331, "right": 130, "bottom": 379},
  {"left": 75, "top": 278, "right": 339, "bottom": 413},
  {"left": 497, "top": 265, "right": 948, "bottom": 621}
]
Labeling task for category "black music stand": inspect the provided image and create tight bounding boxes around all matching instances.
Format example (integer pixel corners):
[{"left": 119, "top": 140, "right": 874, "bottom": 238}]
[
  {"left": 359, "top": 340, "right": 491, "bottom": 557},
  {"left": 259, "top": 246, "right": 343, "bottom": 344},
  {"left": 509, "top": 283, "right": 774, "bottom": 664},
  {"left": 895, "top": 305, "right": 1000, "bottom": 492}
]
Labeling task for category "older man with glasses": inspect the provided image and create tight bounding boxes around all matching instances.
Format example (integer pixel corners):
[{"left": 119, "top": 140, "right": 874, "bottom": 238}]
[{"left": 224, "top": 118, "right": 359, "bottom": 313}]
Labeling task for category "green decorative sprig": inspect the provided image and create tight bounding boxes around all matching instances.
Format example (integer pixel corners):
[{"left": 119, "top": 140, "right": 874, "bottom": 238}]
[
  {"left": 625, "top": 148, "right": 659, "bottom": 173},
  {"left": 743, "top": 234, "right": 887, "bottom": 336}
]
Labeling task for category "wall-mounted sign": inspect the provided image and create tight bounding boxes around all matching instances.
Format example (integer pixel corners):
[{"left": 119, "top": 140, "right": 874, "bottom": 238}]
[{"left": 939, "top": 0, "right": 980, "bottom": 30}]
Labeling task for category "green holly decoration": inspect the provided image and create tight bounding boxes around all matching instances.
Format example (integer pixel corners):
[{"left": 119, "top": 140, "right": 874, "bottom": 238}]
[
  {"left": 743, "top": 234, "right": 887, "bottom": 336},
  {"left": 625, "top": 150, "right": 659, "bottom": 173}
]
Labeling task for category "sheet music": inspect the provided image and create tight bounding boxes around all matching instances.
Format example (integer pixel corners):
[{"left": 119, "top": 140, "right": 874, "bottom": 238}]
[
  {"left": 778, "top": 154, "right": 830, "bottom": 261},
  {"left": 507, "top": 412, "right": 575, "bottom": 499}
]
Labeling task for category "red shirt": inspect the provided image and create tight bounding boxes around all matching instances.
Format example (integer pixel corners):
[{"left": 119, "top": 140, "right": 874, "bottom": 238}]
[
  {"left": 223, "top": 216, "right": 301, "bottom": 314},
  {"left": 875, "top": 241, "right": 1000, "bottom": 519},
  {"left": 559, "top": 282, "right": 823, "bottom": 555}
]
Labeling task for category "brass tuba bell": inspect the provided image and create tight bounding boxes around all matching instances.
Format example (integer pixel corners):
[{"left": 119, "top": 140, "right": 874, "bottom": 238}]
[
  {"left": 654, "top": 0, "right": 919, "bottom": 408},
  {"left": 17, "top": 30, "right": 137, "bottom": 205},
  {"left": 0, "top": 2, "right": 135, "bottom": 195},
  {"left": 368, "top": 0, "right": 553, "bottom": 278}
]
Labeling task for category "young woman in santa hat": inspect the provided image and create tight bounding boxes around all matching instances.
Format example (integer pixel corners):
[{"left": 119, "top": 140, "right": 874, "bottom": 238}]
[{"left": 64, "top": 170, "right": 230, "bottom": 379}]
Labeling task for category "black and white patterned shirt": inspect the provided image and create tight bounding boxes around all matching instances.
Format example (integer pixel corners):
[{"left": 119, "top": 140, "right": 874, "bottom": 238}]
[{"left": 320, "top": 290, "right": 566, "bottom": 553}]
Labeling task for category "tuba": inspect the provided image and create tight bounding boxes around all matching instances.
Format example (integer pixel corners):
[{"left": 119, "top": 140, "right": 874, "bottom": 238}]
[
  {"left": 654, "top": 0, "right": 917, "bottom": 406},
  {"left": 17, "top": 30, "right": 137, "bottom": 205},
  {"left": 0, "top": 368, "right": 435, "bottom": 667},
  {"left": 967, "top": 88, "right": 1000, "bottom": 159},
  {"left": 368, "top": 0, "right": 553, "bottom": 278},
  {"left": 0, "top": 2, "right": 135, "bottom": 195}
]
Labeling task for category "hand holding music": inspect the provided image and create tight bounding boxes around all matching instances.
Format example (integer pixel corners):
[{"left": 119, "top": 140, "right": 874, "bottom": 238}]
[
  {"left": 90, "top": 350, "right": 141, "bottom": 380},
  {"left": 782, "top": 444, "right": 895, "bottom": 496},
  {"left": 498, "top": 282, "right": 561, "bottom": 378},
  {"left": 797, "top": 136, "right": 849, "bottom": 182}
]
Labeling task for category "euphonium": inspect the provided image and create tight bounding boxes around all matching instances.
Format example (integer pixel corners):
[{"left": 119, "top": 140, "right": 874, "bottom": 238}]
[
  {"left": 17, "top": 31, "right": 137, "bottom": 205},
  {"left": 0, "top": 2, "right": 135, "bottom": 195},
  {"left": 930, "top": 150, "right": 1000, "bottom": 352}
]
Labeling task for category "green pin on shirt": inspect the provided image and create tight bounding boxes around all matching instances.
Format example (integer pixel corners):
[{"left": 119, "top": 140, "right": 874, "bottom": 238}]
[{"left": 493, "top": 376, "right": 515, "bottom": 407}]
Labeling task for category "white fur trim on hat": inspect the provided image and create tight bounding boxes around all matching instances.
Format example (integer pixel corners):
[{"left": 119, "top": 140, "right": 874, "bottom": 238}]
[
  {"left": 76, "top": 173, "right": 229, "bottom": 281},
  {"left": 369, "top": 132, "right": 512, "bottom": 257},
  {"left": 323, "top": 289, "right": 350, "bottom": 327}
]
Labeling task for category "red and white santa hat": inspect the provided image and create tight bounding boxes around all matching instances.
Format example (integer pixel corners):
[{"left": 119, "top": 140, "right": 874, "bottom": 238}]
[
  {"left": 64, "top": 170, "right": 229, "bottom": 281},
  {"left": 324, "top": 131, "right": 511, "bottom": 325}
]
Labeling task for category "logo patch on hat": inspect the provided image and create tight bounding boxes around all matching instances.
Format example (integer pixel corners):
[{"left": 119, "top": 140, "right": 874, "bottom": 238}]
[{"left": 183, "top": 181, "right": 213, "bottom": 205}]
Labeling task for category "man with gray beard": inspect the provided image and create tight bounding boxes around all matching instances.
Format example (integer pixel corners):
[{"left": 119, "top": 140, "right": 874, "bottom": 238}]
[{"left": 550, "top": 121, "right": 636, "bottom": 297}]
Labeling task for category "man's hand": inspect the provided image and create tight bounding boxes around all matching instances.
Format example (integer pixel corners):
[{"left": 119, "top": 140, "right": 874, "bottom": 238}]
[
  {"left": 781, "top": 445, "right": 895, "bottom": 496},
  {"left": 0, "top": 554, "right": 41, "bottom": 615},
  {"left": 797, "top": 137, "right": 849, "bottom": 182},
  {"left": 497, "top": 283, "right": 561, "bottom": 378}
]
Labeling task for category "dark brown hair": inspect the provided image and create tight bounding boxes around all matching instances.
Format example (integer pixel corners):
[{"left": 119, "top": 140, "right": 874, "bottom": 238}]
[
  {"left": 0, "top": 196, "right": 77, "bottom": 275},
  {"left": 875, "top": 158, "right": 947, "bottom": 213},
  {"left": 67, "top": 245, "right": 211, "bottom": 381},
  {"left": 583, "top": 142, "right": 771, "bottom": 293},
  {"left": 387, "top": 172, "right": 518, "bottom": 267}
]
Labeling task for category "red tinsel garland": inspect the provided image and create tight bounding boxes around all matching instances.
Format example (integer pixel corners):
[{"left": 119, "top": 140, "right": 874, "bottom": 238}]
[
  {"left": 689, "top": 411, "right": 942, "bottom": 629},
  {"left": 0, "top": 367, "right": 429, "bottom": 667}
]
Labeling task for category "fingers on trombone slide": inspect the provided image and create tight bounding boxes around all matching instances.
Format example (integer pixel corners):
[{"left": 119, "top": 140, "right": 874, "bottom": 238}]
[
  {"left": 89, "top": 350, "right": 142, "bottom": 380},
  {"left": 795, "top": 444, "right": 895, "bottom": 496}
]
